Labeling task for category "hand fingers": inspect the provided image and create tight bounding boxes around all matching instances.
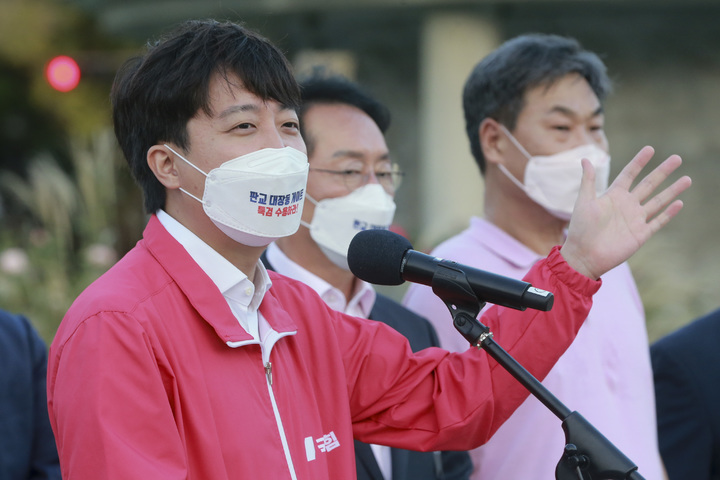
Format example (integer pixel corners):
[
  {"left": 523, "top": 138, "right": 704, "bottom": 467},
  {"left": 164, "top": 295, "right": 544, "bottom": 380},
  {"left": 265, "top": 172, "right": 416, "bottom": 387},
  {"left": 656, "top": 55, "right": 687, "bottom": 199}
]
[
  {"left": 644, "top": 174, "right": 692, "bottom": 220},
  {"left": 577, "top": 157, "right": 596, "bottom": 202},
  {"left": 610, "top": 146, "right": 655, "bottom": 191},
  {"left": 646, "top": 199, "right": 685, "bottom": 236},
  {"left": 632, "top": 154, "right": 684, "bottom": 203}
]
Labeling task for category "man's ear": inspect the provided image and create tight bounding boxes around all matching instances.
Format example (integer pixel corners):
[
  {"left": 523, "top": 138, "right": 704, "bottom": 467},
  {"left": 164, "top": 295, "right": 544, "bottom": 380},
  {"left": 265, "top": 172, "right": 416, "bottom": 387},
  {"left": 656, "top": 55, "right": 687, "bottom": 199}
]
[
  {"left": 147, "top": 145, "right": 181, "bottom": 189},
  {"left": 479, "top": 118, "right": 507, "bottom": 167}
]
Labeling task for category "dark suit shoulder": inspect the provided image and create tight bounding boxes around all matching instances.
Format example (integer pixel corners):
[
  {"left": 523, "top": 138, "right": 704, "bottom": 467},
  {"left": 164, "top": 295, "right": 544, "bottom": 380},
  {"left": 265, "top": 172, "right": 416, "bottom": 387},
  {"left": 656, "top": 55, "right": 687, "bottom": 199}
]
[
  {"left": 651, "top": 308, "right": 720, "bottom": 372},
  {"left": 651, "top": 309, "right": 720, "bottom": 409},
  {"left": 651, "top": 308, "right": 720, "bottom": 480},
  {"left": 370, "top": 294, "right": 441, "bottom": 351},
  {"left": 0, "top": 310, "right": 45, "bottom": 366}
]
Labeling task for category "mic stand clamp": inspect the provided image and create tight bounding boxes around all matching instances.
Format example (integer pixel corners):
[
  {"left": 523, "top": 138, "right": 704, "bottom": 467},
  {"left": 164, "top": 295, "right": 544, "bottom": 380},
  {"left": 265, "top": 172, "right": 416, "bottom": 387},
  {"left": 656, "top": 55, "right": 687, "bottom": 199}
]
[
  {"left": 429, "top": 260, "right": 487, "bottom": 347},
  {"left": 430, "top": 264, "right": 644, "bottom": 480}
]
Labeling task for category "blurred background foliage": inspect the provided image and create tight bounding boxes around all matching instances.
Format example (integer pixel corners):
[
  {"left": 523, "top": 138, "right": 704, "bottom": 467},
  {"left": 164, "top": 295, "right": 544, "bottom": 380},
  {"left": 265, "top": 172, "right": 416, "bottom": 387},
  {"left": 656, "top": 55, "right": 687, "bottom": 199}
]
[
  {"left": 0, "top": 0, "right": 143, "bottom": 341},
  {"left": 0, "top": 129, "right": 144, "bottom": 341}
]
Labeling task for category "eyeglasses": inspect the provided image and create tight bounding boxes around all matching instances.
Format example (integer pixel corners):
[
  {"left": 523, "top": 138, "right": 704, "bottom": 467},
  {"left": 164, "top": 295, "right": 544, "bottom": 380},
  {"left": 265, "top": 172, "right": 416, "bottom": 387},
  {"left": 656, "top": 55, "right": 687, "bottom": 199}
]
[{"left": 309, "top": 165, "right": 405, "bottom": 193}]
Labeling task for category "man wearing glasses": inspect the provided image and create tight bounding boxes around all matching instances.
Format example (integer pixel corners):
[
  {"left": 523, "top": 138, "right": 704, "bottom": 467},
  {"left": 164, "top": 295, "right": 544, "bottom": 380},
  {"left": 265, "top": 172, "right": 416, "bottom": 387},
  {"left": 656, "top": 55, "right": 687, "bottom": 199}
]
[{"left": 262, "top": 75, "right": 473, "bottom": 480}]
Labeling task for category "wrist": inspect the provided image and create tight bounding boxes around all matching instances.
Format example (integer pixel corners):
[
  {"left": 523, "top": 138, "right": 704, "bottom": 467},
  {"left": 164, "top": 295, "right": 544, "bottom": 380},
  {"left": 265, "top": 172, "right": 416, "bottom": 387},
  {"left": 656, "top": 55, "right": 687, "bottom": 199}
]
[{"left": 559, "top": 243, "right": 598, "bottom": 280}]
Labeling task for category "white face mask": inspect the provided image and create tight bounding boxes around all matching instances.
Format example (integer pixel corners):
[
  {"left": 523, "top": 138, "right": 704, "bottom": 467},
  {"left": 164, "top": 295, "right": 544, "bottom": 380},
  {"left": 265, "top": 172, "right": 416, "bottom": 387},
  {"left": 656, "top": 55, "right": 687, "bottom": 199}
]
[
  {"left": 166, "top": 145, "right": 309, "bottom": 247},
  {"left": 497, "top": 125, "right": 611, "bottom": 221},
  {"left": 301, "top": 183, "right": 397, "bottom": 271}
]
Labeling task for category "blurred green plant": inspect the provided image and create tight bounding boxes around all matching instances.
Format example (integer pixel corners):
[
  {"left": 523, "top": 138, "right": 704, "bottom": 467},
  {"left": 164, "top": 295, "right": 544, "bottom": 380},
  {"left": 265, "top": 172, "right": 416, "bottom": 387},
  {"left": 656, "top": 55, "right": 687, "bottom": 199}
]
[{"left": 0, "top": 129, "right": 127, "bottom": 342}]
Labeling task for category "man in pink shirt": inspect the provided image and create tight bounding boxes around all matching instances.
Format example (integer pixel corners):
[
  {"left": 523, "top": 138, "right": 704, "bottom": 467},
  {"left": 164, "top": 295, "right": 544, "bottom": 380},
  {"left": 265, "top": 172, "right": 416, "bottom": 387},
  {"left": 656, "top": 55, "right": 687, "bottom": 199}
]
[
  {"left": 47, "top": 21, "right": 689, "bottom": 479},
  {"left": 404, "top": 34, "right": 668, "bottom": 479}
]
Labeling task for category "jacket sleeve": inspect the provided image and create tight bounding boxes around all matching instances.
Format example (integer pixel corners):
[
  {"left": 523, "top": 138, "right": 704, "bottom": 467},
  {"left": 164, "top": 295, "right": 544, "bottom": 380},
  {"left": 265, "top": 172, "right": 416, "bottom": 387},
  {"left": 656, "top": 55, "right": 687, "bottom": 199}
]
[
  {"left": 48, "top": 312, "right": 187, "bottom": 479},
  {"left": 345, "top": 246, "right": 600, "bottom": 451},
  {"left": 403, "top": 282, "right": 472, "bottom": 354}
]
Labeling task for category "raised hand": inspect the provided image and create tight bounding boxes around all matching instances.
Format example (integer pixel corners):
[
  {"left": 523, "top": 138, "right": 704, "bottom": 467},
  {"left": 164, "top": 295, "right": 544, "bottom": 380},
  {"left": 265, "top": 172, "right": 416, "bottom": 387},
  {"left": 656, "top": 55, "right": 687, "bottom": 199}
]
[{"left": 561, "top": 146, "right": 692, "bottom": 280}]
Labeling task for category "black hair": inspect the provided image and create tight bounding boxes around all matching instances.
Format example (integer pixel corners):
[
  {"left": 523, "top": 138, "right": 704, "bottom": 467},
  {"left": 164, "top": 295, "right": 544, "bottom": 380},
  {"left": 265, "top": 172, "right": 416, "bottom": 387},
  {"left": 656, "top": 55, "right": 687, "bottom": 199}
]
[
  {"left": 111, "top": 19, "right": 300, "bottom": 213},
  {"left": 297, "top": 75, "right": 390, "bottom": 156},
  {"left": 462, "top": 33, "right": 612, "bottom": 174}
]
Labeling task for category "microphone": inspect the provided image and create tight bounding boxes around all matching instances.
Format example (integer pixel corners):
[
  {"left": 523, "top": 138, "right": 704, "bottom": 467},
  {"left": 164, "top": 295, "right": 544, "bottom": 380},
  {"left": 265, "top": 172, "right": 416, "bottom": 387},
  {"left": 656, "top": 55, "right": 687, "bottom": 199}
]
[{"left": 348, "top": 229, "right": 554, "bottom": 311}]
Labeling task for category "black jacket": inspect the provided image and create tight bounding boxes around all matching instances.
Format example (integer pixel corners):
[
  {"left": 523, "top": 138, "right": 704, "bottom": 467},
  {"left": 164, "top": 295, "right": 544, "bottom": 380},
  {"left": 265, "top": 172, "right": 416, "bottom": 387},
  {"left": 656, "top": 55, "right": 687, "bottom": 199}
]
[
  {"left": 651, "top": 308, "right": 720, "bottom": 480},
  {"left": 0, "top": 309, "right": 61, "bottom": 480}
]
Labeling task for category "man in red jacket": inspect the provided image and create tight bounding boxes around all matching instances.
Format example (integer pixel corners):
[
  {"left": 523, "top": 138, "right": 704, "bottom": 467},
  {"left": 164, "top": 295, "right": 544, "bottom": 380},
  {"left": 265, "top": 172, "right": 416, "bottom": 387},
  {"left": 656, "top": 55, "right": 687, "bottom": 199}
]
[{"left": 47, "top": 19, "right": 690, "bottom": 479}]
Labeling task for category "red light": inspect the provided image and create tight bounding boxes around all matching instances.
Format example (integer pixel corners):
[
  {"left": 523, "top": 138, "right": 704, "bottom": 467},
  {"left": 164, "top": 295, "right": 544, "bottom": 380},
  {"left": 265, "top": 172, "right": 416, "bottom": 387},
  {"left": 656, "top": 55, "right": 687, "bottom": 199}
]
[{"left": 45, "top": 55, "right": 81, "bottom": 92}]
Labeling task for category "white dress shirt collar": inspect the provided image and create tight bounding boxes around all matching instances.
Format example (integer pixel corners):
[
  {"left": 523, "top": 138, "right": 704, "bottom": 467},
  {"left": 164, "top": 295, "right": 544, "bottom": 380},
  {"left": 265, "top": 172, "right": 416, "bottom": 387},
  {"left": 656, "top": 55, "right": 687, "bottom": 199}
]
[
  {"left": 265, "top": 242, "right": 376, "bottom": 319},
  {"left": 156, "top": 210, "right": 272, "bottom": 339}
]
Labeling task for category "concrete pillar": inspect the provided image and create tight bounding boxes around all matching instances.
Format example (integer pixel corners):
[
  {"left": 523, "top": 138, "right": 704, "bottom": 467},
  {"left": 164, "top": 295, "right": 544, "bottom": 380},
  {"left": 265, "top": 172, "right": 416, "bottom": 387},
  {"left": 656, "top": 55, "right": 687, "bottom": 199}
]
[{"left": 417, "top": 13, "right": 501, "bottom": 250}]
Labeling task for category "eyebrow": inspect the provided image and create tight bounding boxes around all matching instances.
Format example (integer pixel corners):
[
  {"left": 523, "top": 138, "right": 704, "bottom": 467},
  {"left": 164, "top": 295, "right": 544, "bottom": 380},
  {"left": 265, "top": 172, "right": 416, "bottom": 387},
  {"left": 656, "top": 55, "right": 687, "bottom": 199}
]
[
  {"left": 546, "top": 105, "right": 604, "bottom": 118},
  {"left": 217, "top": 103, "right": 296, "bottom": 119},
  {"left": 217, "top": 104, "right": 257, "bottom": 119},
  {"left": 331, "top": 150, "right": 391, "bottom": 161}
]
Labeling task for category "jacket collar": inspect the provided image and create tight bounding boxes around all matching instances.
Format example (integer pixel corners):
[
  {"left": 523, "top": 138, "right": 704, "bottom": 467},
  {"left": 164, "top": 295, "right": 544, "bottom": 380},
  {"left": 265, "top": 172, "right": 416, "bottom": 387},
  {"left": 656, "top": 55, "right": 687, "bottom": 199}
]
[{"left": 143, "top": 215, "right": 297, "bottom": 343}]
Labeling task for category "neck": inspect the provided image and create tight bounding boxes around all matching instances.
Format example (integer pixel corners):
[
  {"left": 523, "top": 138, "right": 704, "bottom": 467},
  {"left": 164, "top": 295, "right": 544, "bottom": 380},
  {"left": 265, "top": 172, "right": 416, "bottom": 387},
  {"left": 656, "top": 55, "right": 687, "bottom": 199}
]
[
  {"left": 275, "top": 231, "right": 357, "bottom": 301},
  {"left": 483, "top": 175, "right": 567, "bottom": 256},
  {"left": 222, "top": 243, "right": 264, "bottom": 279},
  {"left": 165, "top": 200, "right": 264, "bottom": 277}
]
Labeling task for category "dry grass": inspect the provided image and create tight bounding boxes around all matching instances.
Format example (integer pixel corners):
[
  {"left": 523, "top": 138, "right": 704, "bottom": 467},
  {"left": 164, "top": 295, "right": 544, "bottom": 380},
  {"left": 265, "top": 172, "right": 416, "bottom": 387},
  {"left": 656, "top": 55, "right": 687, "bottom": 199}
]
[{"left": 0, "top": 129, "right": 122, "bottom": 342}]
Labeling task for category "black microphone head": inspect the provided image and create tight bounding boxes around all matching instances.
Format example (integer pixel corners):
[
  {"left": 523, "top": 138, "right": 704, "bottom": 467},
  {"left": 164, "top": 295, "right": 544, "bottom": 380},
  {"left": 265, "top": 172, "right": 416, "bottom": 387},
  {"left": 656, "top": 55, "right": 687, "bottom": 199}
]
[{"left": 348, "top": 229, "right": 413, "bottom": 286}]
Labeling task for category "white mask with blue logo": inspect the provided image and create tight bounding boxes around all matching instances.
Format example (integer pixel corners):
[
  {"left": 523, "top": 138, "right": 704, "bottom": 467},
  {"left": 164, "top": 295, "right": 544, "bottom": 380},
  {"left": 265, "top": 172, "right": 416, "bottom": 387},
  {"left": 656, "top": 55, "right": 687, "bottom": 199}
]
[
  {"left": 302, "top": 183, "right": 396, "bottom": 271},
  {"left": 166, "top": 145, "right": 309, "bottom": 247}
]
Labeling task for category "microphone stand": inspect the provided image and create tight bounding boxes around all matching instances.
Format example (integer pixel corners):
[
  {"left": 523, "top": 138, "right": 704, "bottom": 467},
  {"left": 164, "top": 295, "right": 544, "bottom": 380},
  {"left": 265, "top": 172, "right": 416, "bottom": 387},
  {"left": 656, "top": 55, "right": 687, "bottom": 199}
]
[{"left": 430, "top": 263, "right": 645, "bottom": 480}]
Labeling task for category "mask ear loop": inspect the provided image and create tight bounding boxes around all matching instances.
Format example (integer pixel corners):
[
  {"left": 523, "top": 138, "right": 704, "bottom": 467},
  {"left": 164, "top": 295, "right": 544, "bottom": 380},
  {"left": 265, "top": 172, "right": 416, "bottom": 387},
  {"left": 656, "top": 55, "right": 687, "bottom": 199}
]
[
  {"left": 497, "top": 163, "right": 528, "bottom": 193},
  {"left": 495, "top": 124, "right": 532, "bottom": 192},
  {"left": 497, "top": 124, "right": 533, "bottom": 159},
  {"left": 164, "top": 144, "right": 208, "bottom": 204},
  {"left": 298, "top": 194, "right": 320, "bottom": 230}
]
